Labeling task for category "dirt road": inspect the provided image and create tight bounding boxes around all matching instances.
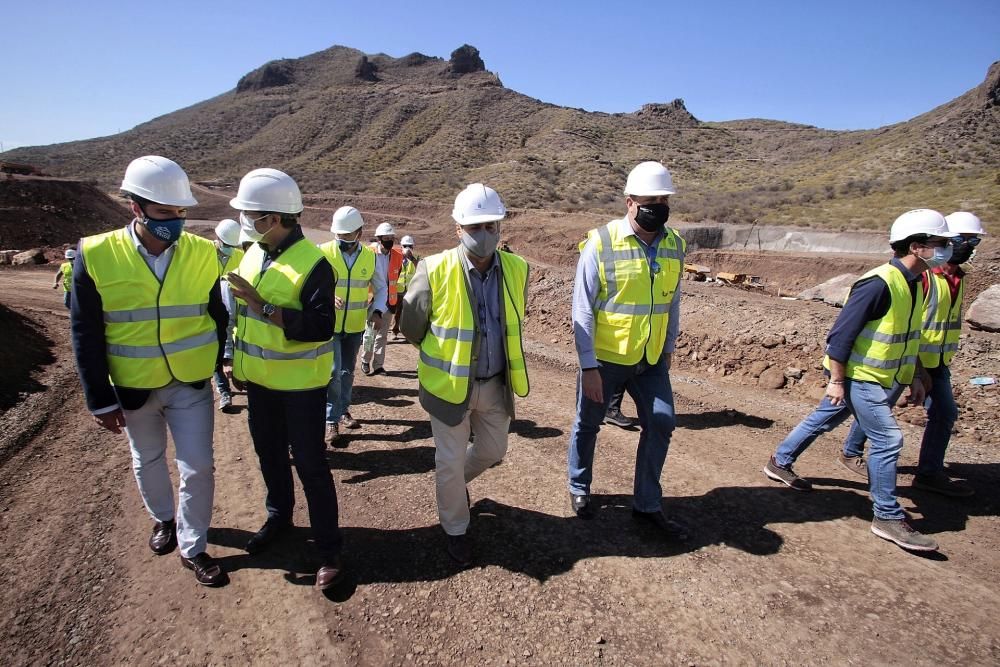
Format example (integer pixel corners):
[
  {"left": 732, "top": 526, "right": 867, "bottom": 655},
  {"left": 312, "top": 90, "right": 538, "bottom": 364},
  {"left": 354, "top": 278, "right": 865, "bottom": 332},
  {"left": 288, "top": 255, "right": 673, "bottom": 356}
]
[{"left": 2, "top": 266, "right": 999, "bottom": 665}]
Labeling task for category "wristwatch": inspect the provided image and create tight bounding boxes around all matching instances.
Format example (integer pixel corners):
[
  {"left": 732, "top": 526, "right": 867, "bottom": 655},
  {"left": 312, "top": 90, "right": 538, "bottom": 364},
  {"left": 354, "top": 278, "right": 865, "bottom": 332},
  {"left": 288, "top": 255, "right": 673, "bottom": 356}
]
[{"left": 262, "top": 303, "right": 277, "bottom": 318}]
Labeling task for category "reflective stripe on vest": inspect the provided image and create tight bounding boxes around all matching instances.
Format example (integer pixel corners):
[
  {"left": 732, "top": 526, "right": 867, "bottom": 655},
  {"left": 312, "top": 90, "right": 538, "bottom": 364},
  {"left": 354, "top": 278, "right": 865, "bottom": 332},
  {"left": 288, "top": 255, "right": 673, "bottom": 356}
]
[
  {"left": 61, "top": 261, "right": 73, "bottom": 291},
  {"left": 398, "top": 256, "right": 417, "bottom": 292},
  {"left": 233, "top": 238, "right": 333, "bottom": 390},
  {"left": 584, "top": 220, "right": 685, "bottom": 366},
  {"left": 417, "top": 248, "right": 529, "bottom": 404},
  {"left": 80, "top": 228, "right": 219, "bottom": 388},
  {"left": 319, "top": 241, "right": 376, "bottom": 334},
  {"left": 823, "top": 264, "right": 923, "bottom": 388},
  {"left": 918, "top": 271, "right": 964, "bottom": 368}
]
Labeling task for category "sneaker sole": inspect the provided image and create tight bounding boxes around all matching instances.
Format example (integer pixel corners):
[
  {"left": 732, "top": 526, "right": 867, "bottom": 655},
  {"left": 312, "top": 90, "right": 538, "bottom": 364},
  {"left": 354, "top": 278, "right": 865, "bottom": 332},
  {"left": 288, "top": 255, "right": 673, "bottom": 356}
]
[
  {"left": 603, "top": 419, "right": 633, "bottom": 428},
  {"left": 763, "top": 466, "right": 810, "bottom": 491},
  {"left": 870, "top": 524, "right": 939, "bottom": 551}
]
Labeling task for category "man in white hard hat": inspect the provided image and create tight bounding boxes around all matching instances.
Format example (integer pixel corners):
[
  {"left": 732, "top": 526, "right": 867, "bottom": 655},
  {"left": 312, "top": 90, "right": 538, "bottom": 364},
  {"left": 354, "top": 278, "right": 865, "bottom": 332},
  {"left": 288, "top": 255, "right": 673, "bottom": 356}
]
[
  {"left": 360, "top": 222, "right": 404, "bottom": 376},
  {"left": 225, "top": 168, "right": 345, "bottom": 591},
  {"left": 53, "top": 248, "right": 76, "bottom": 308},
  {"left": 400, "top": 183, "right": 530, "bottom": 566},
  {"left": 318, "top": 206, "right": 387, "bottom": 444},
  {"left": 70, "top": 156, "right": 229, "bottom": 585},
  {"left": 212, "top": 219, "right": 244, "bottom": 413},
  {"left": 837, "top": 211, "right": 987, "bottom": 498},
  {"left": 764, "top": 209, "right": 957, "bottom": 552},
  {"left": 392, "top": 235, "right": 419, "bottom": 339},
  {"left": 567, "top": 161, "right": 689, "bottom": 542}
]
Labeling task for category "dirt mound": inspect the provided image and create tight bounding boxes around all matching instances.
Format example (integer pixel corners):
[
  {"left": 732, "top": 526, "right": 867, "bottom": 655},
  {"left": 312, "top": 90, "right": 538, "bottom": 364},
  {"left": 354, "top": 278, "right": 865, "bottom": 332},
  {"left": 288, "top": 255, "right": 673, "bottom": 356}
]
[
  {"left": 0, "top": 176, "right": 128, "bottom": 251},
  {"left": 0, "top": 302, "right": 54, "bottom": 416}
]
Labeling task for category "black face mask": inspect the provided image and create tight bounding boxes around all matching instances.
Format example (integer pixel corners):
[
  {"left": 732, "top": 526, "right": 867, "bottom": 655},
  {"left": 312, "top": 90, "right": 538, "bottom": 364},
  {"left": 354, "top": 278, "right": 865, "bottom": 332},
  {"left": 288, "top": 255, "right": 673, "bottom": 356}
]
[
  {"left": 949, "top": 245, "right": 974, "bottom": 265},
  {"left": 338, "top": 239, "right": 358, "bottom": 253},
  {"left": 381, "top": 239, "right": 394, "bottom": 251},
  {"left": 634, "top": 203, "right": 670, "bottom": 232}
]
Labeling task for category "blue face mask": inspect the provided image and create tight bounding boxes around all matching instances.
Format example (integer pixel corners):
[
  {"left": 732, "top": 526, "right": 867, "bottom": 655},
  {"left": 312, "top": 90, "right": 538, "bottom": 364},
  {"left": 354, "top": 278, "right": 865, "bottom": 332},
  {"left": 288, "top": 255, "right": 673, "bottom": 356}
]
[
  {"left": 923, "top": 245, "right": 953, "bottom": 269},
  {"left": 142, "top": 215, "right": 186, "bottom": 244}
]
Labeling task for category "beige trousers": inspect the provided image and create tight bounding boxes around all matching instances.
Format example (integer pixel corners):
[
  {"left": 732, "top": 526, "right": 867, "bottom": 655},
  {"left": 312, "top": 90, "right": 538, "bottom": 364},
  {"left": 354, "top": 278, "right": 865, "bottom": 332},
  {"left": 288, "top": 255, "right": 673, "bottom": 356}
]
[{"left": 429, "top": 376, "right": 510, "bottom": 535}]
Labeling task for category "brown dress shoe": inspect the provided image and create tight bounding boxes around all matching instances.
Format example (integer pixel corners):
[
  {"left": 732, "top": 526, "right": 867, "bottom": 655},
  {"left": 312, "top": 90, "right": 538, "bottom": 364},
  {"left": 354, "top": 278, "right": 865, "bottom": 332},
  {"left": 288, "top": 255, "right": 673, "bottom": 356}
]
[
  {"left": 180, "top": 552, "right": 226, "bottom": 586},
  {"left": 315, "top": 557, "right": 345, "bottom": 590},
  {"left": 149, "top": 520, "right": 177, "bottom": 555}
]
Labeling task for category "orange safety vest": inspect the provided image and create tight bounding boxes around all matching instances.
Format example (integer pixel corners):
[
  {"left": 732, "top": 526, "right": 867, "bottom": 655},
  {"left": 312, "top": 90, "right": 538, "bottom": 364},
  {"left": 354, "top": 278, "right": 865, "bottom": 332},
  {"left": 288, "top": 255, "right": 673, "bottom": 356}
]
[{"left": 371, "top": 243, "right": 405, "bottom": 306}]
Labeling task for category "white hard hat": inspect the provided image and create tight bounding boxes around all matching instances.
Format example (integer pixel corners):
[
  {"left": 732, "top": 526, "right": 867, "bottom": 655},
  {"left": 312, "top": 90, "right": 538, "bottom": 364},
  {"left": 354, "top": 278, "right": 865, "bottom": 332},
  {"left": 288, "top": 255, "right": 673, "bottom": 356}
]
[
  {"left": 400, "top": 235, "right": 415, "bottom": 247},
  {"left": 375, "top": 222, "right": 396, "bottom": 237},
  {"left": 214, "top": 219, "right": 242, "bottom": 246},
  {"left": 331, "top": 206, "right": 364, "bottom": 234},
  {"left": 120, "top": 155, "right": 198, "bottom": 207},
  {"left": 889, "top": 209, "right": 957, "bottom": 243},
  {"left": 624, "top": 161, "right": 675, "bottom": 197},
  {"left": 229, "top": 168, "right": 303, "bottom": 214},
  {"left": 945, "top": 211, "right": 987, "bottom": 236},
  {"left": 452, "top": 183, "right": 506, "bottom": 225},
  {"left": 64, "top": 248, "right": 76, "bottom": 259}
]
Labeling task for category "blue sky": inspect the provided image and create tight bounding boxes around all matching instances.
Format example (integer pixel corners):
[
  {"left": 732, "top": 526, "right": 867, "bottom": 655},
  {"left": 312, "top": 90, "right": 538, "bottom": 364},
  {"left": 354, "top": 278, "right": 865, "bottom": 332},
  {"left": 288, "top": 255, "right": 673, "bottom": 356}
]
[{"left": 1, "top": 0, "right": 998, "bottom": 150}]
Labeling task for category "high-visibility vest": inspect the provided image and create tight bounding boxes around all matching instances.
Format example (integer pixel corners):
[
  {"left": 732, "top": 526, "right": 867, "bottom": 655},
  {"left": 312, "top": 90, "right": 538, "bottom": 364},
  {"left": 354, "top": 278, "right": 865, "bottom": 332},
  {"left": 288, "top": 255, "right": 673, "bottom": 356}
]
[
  {"left": 583, "top": 220, "right": 685, "bottom": 366},
  {"left": 60, "top": 261, "right": 73, "bottom": 291},
  {"left": 371, "top": 244, "right": 405, "bottom": 306},
  {"left": 919, "top": 271, "right": 964, "bottom": 369},
  {"left": 823, "top": 263, "right": 923, "bottom": 388},
  {"left": 319, "top": 241, "right": 376, "bottom": 335},
  {"left": 218, "top": 247, "right": 245, "bottom": 277},
  {"left": 233, "top": 237, "right": 333, "bottom": 390},
  {"left": 397, "top": 255, "right": 418, "bottom": 293},
  {"left": 80, "top": 228, "right": 219, "bottom": 388},
  {"left": 417, "top": 248, "right": 529, "bottom": 404}
]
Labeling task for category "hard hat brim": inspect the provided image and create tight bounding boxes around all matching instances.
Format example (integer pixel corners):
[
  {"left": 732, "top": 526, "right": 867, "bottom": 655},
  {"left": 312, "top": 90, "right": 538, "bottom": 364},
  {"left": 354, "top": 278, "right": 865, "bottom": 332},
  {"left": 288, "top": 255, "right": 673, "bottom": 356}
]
[
  {"left": 331, "top": 222, "right": 363, "bottom": 234},
  {"left": 453, "top": 213, "right": 506, "bottom": 225},
  {"left": 624, "top": 188, "right": 676, "bottom": 197},
  {"left": 228, "top": 196, "right": 303, "bottom": 214}
]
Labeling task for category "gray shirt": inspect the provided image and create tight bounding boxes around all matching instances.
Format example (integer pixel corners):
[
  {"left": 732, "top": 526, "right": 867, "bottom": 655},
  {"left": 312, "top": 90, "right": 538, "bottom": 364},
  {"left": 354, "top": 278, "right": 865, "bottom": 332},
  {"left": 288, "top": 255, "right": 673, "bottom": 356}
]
[
  {"left": 572, "top": 217, "right": 682, "bottom": 369},
  {"left": 461, "top": 251, "right": 505, "bottom": 379}
]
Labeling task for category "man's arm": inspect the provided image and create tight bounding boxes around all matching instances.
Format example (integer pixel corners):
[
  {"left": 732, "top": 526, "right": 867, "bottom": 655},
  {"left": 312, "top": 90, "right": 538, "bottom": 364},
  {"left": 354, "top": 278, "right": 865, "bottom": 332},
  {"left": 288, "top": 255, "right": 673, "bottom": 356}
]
[
  {"left": 370, "top": 253, "right": 389, "bottom": 316},
  {"left": 572, "top": 238, "right": 601, "bottom": 370},
  {"left": 281, "top": 259, "right": 335, "bottom": 342},
  {"left": 824, "top": 277, "right": 890, "bottom": 364},
  {"left": 207, "top": 279, "right": 228, "bottom": 369},
  {"left": 400, "top": 260, "right": 431, "bottom": 346},
  {"left": 69, "top": 248, "right": 121, "bottom": 413}
]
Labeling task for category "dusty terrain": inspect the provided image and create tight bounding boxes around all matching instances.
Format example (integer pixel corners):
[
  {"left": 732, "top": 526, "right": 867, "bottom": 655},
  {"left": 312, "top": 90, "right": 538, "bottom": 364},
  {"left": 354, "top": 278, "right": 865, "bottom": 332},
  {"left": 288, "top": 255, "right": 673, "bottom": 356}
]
[{"left": 2, "top": 231, "right": 998, "bottom": 665}]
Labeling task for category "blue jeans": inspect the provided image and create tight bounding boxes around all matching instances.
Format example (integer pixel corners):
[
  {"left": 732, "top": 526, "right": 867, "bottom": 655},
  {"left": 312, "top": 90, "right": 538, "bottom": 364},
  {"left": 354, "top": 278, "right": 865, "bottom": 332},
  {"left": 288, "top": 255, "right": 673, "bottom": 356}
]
[
  {"left": 213, "top": 365, "right": 231, "bottom": 397},
  {"left": 774, "top": 379, "right": 906, "bottom": 520},
  {"left": 567, "top": 357, "right": 676, "bottom": 513},
  {"left": 326, "top": 332, "right": 363, "bottom": 423},
  {"left": 843, "top": 366, "right": 957, "bottom": 476},
  {"left": 63, "top": 291, "right": 71, "bottom": 309}
]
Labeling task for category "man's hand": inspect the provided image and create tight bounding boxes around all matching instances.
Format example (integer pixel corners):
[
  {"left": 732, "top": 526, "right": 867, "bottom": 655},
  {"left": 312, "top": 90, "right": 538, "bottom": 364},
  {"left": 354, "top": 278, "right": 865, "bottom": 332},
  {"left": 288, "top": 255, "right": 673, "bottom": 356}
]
[
  {"left": 226, "top": 272, "right": 263, "bottom": 310},
  {"left": 907, "top": 381, "right": 927, "bottom": 407},
  {"left": 370, "top": 312, "right": 383, "bottom": 329},
  {"left": 663, "top": 352, "right": 672, "bottom": 371},
  {"left": 227, "top": 364, "right": 246, "bottom": 392},
  {"left": 334, "top": 295, "right": 345, "bottom": 310},
  {"left": 94, "top": 409, "right": 127, "bottom": 434},
  {"left": 581, "top": 368, "right": 604, "bottom": 405},
  {"left": 826, "top": 381, "right": 845, "bottom": 406}
]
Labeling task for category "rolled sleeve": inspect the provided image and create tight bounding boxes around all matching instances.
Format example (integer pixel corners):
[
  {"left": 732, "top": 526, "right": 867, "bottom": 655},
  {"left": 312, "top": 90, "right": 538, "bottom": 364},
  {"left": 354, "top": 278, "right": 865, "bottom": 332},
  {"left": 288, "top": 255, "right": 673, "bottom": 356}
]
[{"left": 572, "top": 238, "right": 601, "bottom": 369}]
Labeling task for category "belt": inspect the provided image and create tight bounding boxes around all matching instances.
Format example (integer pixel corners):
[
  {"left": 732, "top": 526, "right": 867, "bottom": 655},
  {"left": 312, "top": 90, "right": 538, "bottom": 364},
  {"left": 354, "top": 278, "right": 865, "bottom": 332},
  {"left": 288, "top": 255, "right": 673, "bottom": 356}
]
[{"left": 474, "top": 372, "right": 504, "bottom": 383}]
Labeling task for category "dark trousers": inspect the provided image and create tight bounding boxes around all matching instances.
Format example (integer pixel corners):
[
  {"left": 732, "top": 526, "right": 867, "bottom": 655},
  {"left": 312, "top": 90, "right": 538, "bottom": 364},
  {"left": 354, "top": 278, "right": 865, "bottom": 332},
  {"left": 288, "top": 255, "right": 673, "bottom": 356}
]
[{"left": 246, "top": 383, "right": 342, "bottom": 558}]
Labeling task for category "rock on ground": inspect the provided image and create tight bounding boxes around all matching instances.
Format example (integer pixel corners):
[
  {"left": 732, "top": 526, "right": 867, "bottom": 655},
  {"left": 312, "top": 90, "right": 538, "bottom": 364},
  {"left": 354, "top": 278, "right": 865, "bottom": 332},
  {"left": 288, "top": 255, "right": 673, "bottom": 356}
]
[
  {"left": 966, "top": 284, "right": 1000, "bottom": 332},
  {"left": 797, "top": 273, "right": 859, "bottom": 307}
]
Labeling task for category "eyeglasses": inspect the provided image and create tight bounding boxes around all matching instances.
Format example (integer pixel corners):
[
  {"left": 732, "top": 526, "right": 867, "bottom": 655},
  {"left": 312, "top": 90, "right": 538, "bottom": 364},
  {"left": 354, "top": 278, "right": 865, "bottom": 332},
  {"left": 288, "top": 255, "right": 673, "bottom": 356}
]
[{"left": 950, "top": 236, "right": 982, "bottom": 247}]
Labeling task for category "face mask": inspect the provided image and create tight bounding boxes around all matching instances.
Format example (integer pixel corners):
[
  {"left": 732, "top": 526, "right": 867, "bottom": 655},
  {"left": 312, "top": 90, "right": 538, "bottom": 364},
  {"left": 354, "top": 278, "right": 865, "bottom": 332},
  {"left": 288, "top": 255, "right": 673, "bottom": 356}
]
[
  {"left": 921, "top": 245, "right": 953, "bottom": 269},
  {"left": 948, "top": 244, "right": 975, "bottom": 265},
  {"left": 218, "top": 244, "right": 235, "bottom": 257},
  {"left": 142, "top": 214, "right": 185, "bottom": 244},
  {"left": 380, "top": 238, "right": 394, "bottom": 251},
  {"left": 239, "top": 211, "right": 265, "bottom": 242},
  {"left": 338, "top": 238, "right": 359, "bottom": 253},
  {"left": 634, "top": 203, "right": 670, "bottom": 232},
  {"left": 461, "top": 228, "right": 499, "bottom": 259}
]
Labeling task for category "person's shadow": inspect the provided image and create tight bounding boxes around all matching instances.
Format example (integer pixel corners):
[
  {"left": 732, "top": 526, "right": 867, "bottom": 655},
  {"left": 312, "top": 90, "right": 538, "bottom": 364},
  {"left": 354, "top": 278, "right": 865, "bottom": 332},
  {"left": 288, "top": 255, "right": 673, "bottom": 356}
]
[
  {"left": 326, "top": 443, "right": 436, "bottom": 483},
  {"left": 349, "top": 384, "right": 417, "bottom": 408}
]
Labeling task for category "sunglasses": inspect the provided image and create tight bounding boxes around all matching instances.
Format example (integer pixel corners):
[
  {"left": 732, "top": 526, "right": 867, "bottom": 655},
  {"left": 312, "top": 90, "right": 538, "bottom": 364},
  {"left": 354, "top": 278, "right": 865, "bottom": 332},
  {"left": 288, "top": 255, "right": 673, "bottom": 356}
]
[{"left": 950, "top": 237, "right": 982, "bottom": 247}]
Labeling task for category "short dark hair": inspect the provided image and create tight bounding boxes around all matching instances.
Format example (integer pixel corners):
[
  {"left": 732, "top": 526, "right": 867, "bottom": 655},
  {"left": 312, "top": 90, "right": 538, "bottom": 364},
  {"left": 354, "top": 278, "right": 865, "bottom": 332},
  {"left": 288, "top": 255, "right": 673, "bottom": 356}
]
[
  {"left": 890, "top": 234, "right": 929, "bottom": 257},
  {"left": 121, "top": 191, "right": 152, "bottom": 208},
  {"left": 253, "top": 211, "right": 299, "bottom": 228}
]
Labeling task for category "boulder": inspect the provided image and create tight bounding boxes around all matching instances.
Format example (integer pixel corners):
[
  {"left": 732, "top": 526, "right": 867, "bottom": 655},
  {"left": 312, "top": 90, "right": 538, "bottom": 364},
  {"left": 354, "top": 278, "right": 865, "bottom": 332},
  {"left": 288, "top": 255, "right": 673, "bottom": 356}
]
[
  {"left": 761, "top": 334, "right": 785, "bottom": 349},
  {"left": 748, "top": 360, "right": 771, "bottom": 378},
  {"left": 797, "top": 273, "right": 859, "bottom": 307},
  {"left": 0, "top": 250, "right": 21, "bottom": 265},
  {"left": 758, "top": 367, "right": 787, "bottom": 390},
  {"left": 448, "top": 44, "right": 485, "bottom": 75},
  {"left": 12, "top": 248, "right": 45, "bottom": 265},
  {"left": 966, "top": 284, "right": 1000, "bottom": 332}
]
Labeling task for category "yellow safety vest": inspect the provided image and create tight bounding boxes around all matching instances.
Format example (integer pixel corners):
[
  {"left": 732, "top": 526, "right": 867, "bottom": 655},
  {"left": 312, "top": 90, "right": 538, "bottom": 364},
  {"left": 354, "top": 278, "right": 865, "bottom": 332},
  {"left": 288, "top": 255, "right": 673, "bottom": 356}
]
[
  {"left": 233, "top": 238, "right": 333, "bottom": 390},
  {"left": 80, "top": 228, "right": 219, "bottom": 388},
  {"left": 919, "top": 271, "right": 964, "bottom": 369},
  {"left": 397, "top": 256, "right": 418, "bottom": 293},
  {"left": 823, "top": 263, "right": 923, "bottom": 388},
  {"left": 218, "top": 247, "right": 245, "bottom": 277},
  {"left": 60, "top": 261, "right": 73, "bottom": 291},
  {"left": 318, "top": 241, "right": 376, "bottom": 335},
  {"left": 583, "top": 220, "right": 685, "bottom": 366},
  {"left": 418, "top": 248, "right": 529, "bottom": 404}
]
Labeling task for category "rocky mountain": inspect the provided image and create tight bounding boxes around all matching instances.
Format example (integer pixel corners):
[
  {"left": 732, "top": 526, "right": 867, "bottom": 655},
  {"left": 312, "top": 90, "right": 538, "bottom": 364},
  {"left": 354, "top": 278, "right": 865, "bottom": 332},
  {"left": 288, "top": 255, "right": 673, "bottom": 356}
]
[{"left": 5, "top": 45, "right": 998, "bottom": 230}]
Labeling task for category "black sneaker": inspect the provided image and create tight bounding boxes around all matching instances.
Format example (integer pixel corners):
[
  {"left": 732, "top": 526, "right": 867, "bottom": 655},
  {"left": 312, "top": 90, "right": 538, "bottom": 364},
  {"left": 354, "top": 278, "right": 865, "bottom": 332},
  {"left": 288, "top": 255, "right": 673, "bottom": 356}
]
[
  {"left": 604, "top": 407, "right": 635, "bottom": 428},
  {"left": 764, "top": 456, "right": 812, "bottom": 491},
  {"left": 913, "top": 472, "right": 974, "bottom": 498}
]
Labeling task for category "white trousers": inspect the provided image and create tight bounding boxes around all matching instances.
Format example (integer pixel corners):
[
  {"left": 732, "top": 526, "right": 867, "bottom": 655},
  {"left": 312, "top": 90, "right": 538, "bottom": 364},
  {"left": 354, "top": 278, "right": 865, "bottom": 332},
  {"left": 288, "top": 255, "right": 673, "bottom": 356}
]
[
  {"left": 123, "top": 381, "right": 215, "bottom": 558},
  {"left": 361, "top": 308, "right": 391, "bottom": 370},
  {"left": 429, "top": 377, "right": 510, "bottom": 535}
]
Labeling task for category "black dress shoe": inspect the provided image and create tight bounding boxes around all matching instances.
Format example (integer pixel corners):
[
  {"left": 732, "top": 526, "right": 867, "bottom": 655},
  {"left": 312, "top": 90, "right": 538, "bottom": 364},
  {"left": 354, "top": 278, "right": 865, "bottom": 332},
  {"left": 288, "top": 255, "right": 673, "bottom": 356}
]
[
  {"left": 245, "top": 517, "right": 292, "bottom": 554},
  {"left": 370, "top": 366, "right": 386, "bottom": 376},
  {"left": 570, "top": 493, "right": 595, "bottom": 520},
  {"left": 315, "top": 557, "right": 345, "bottom": 590},
  {"left": 180, "top": 552, "right": 226, "bottom": 586},
  {"left": 632, "top": 509, "right": 691, "bottom": 542},
  {"left": 446, "top": 534, "right": 473, "bottom": 567},
  {"left": 148, "top": 519, "right": 177, "bottom": 555}
]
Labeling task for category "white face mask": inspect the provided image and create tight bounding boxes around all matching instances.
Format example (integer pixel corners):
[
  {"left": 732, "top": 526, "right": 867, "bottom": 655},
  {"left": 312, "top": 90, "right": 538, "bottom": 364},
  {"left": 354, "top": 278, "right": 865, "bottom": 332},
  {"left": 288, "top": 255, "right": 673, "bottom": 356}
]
[{"left": 239, "top": 212, "right": 266, "bottom": 242}]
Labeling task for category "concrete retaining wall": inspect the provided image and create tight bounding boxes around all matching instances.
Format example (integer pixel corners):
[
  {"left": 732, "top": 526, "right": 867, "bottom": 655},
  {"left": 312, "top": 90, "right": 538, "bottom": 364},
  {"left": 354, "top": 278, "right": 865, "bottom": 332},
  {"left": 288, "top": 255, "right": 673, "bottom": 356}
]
[{"left": 676, "top": 224, "right": 888, "bottom": 254}]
